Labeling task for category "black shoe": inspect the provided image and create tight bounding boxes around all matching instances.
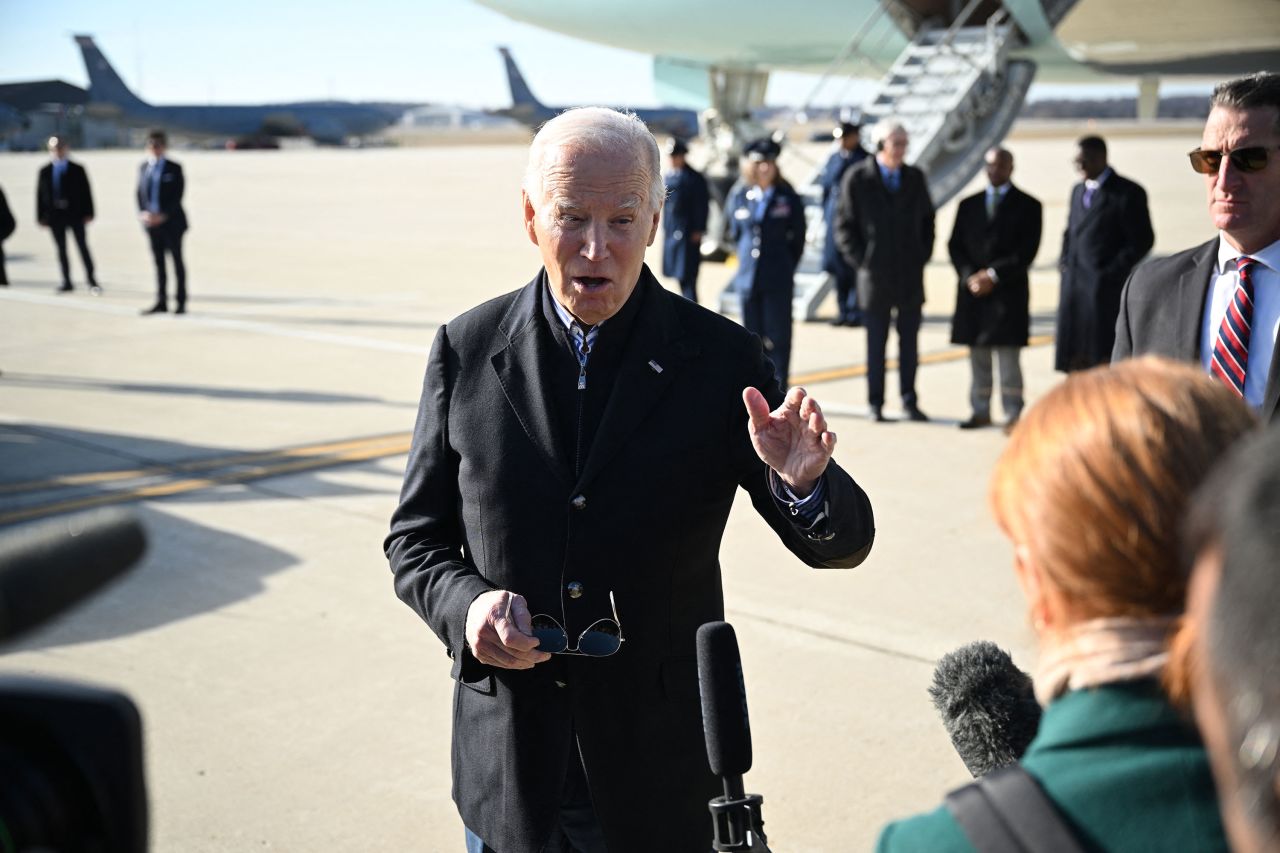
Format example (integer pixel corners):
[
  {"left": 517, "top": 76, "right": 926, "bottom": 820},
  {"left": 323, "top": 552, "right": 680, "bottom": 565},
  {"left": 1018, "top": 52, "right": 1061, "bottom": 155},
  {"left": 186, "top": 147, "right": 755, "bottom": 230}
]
[
  {"left": 904, "top": 405, "right": 930, "bottom": 422},
  {"left": 847, "top": 315, "right": 864, "bottom": 328},
  {"left": 56, "top": 283, "right": 73, "bottom": 293},
  {"left": 89, "top": 283, "right": 103, "bottom": 295},
  {"left": 869, "top": 406, "right": 890, "bottom": 422},
  {"left": 829, "top": 317, "right": 848, "bottom": 327},
  {"left": 958, "top": 414, "right": 993, "bottom": 430},
  {"left": 174, "top": 304, "right": 186, "bottom": 315},
  {"left": 141, "top": 304, "right": 168, "bottom": 315}
]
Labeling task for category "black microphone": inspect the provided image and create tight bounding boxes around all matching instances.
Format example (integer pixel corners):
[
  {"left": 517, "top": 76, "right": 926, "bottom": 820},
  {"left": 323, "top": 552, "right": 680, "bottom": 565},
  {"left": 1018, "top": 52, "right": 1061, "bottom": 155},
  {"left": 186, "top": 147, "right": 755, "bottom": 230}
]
[
  {"left": 0, "top": 509, "right": 147, "bottom": 642},
  {"left": 929, "top": 640, "right": 1042, "bottom": 777},
  {"left": 697, "top": 621, "right": 771, "bottom": 852}
]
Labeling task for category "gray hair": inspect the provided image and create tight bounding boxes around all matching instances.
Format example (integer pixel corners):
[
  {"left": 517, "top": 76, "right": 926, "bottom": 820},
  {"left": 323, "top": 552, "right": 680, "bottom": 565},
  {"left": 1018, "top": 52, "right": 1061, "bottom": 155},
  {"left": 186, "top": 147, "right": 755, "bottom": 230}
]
[
  {"left": 1210, "top": 72, "right": 1280, "bottom": 132},
  {"left": 870, "top": 118, "right": 908, "bottom": 149},
  {"left": 523, "top": 107, "right": 663, "bottom": 214}
]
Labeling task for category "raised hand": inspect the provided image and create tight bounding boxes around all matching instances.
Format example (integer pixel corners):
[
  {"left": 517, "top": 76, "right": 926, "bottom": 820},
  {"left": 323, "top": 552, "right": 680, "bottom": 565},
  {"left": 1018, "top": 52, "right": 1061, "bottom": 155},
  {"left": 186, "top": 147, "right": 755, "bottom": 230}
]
[{"left": 743, "top": 385, "right": 836, "bottom": 497}]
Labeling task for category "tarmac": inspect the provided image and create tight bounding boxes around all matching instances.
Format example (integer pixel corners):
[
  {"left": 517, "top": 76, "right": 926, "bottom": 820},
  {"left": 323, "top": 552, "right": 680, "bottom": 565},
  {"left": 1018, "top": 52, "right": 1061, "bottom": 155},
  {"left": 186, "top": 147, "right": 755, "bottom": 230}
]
[{"left": 0, "top": 122, "right": 1210, "bottom": 851}]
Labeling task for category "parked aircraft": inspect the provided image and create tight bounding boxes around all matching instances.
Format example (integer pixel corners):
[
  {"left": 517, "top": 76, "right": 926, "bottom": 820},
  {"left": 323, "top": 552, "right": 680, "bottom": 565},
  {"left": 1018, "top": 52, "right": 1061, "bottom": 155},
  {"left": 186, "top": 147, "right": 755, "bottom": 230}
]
[
  {"left": 493, "top": 47, "right": 700, "bottom": 139},
  {"left": 74, "top": 35, "right": 413, "bottom": 145}
]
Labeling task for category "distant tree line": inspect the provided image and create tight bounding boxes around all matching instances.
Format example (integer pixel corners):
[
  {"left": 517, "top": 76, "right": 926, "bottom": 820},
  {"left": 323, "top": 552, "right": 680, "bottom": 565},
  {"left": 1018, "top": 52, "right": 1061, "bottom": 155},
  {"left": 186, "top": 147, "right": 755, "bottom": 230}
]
[{"left": 1019, "top": 95, "right": 1211, "bottom": 120}]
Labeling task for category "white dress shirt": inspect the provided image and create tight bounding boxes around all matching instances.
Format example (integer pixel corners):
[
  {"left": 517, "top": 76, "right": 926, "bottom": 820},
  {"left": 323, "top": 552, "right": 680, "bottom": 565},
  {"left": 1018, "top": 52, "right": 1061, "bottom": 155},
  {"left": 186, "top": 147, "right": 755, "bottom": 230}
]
[{"left": 1200, "top": 236, "right": 1280, "bottom": 409}]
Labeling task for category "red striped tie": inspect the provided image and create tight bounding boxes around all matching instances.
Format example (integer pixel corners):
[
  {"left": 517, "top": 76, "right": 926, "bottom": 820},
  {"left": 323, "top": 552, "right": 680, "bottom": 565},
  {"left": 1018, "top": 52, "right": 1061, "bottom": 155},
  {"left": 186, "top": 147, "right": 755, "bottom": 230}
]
[{"left": 1209, "top": 257, "right": 1256, "bottom": 396}]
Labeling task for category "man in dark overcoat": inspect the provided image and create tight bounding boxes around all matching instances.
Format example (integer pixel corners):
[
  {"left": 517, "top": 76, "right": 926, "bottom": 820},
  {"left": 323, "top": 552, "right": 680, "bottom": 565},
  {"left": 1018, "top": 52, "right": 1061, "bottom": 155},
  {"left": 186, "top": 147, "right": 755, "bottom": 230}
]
[
  {"left": 835, "top": 119, "right": 935, "bottom": 422},
  {"left": 1055, "top": 135, "right": 1153, "bottom": 371},
  {"left": 819, "top": 121, "right": 868, "bottom": 327},
  {"left": 949, "top": 146, "right": 1043, "bottom": 431},
  {"left": 384, "top": 107, "right": 875, "bottom": 853}
]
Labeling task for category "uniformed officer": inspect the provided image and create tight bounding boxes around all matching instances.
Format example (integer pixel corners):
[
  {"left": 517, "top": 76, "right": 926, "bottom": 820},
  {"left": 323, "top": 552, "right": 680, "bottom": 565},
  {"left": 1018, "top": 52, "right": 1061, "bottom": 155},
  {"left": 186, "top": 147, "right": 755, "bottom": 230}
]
[
  {"left": 728, "top": 138, "right": 807, "bottom": 389},
  {"left": 661, "top": 138, "right": 710, "bottom": 302},
  {"left": 818, "top": 122, "right": 868, "bottom": 326}
]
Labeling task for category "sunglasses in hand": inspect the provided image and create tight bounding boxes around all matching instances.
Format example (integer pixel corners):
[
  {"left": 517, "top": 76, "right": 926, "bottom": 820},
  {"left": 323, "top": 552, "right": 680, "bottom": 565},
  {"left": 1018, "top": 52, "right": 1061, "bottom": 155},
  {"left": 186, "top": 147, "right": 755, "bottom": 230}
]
[
  {"left": 530, "top": 590, "right": 624, "bottom": 657},
  {"left": 1188, "top": 145, "right": 1280, "bottom": 175}
]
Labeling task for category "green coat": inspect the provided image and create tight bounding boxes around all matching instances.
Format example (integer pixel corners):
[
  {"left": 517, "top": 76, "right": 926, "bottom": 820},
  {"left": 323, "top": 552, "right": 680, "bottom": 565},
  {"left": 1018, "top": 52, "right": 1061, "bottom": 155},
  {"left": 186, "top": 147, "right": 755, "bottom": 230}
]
[{"left": 876, "top": 681, "right": 1227, "bottom": 852}]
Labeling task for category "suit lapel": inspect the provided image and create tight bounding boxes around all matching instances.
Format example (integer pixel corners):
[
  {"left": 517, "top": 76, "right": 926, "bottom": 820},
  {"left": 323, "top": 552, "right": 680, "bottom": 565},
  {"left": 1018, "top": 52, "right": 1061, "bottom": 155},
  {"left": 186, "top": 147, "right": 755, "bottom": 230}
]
[
  {"left": 1175, "top": 239, "right": 1220, "bottom": 362},
  {"left": 490, "top": 276, "right": 574, "bottom": 488},
  {"left": 575, "top": 271, "right": 696, "bottom": 491}
]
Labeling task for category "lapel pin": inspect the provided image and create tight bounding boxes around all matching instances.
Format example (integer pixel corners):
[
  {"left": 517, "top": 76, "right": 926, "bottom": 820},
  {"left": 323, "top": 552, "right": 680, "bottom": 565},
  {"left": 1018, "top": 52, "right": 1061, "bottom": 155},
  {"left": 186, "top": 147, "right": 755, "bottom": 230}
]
[{"left": 648, "top": 360, "right": 664, "bottom": 374}]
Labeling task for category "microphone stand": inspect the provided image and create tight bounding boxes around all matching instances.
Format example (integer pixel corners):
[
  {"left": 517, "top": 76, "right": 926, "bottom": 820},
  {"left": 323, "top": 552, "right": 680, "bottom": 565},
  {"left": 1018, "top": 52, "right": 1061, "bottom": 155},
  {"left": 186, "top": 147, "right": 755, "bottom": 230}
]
[{"left": 708, "top": 775, "right": 772, "bottom": 852}]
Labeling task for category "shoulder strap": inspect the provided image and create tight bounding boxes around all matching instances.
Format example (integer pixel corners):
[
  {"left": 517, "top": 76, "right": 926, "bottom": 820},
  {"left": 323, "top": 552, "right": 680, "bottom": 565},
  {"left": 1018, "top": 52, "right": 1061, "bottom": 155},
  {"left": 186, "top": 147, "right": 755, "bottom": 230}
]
[{"left": 945, "top": 766, "right": 1088, "bottom": 853}]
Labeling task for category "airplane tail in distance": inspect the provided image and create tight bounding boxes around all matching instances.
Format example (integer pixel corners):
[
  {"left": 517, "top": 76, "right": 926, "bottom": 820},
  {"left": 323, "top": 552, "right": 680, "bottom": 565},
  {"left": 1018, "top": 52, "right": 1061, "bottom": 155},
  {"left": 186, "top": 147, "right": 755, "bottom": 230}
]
[
  {"left": 74, "top": 35, "right": 150, "bottom": 110},
  {"left": 497, "top": 46, "right": 545, "bottom": 110}
]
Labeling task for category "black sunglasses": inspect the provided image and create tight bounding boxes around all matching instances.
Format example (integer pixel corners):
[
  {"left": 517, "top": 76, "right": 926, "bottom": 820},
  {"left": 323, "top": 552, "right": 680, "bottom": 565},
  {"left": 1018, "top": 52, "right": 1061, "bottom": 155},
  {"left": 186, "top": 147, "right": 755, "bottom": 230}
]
[
  {"left": 1188, "top": 145, "right": 1280, "bottom": 175},
  {"left": 531, "top": 591, "right": 624, "bottom": 657}
]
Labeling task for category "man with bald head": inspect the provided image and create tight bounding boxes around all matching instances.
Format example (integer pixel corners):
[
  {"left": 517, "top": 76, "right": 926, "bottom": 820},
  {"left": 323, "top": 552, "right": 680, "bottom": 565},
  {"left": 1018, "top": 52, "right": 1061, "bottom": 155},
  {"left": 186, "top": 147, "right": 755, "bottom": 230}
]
[
  {"left": 1114, "top": 71, "right": 1280, "bottom": 422},
  {"left": 385, "top": 108, "right": 875, "bottom": 853}
]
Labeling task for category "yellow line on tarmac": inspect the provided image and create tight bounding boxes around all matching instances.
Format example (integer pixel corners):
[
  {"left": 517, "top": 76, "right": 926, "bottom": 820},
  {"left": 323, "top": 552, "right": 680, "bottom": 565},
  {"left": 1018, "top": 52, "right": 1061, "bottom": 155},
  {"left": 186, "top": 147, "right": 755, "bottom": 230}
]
[
  {"left": 790, "top": 334, "right": 1055, "bottom": 387},
  {"left": 0, "top": 433, "right": 413, "bottom": 527}
]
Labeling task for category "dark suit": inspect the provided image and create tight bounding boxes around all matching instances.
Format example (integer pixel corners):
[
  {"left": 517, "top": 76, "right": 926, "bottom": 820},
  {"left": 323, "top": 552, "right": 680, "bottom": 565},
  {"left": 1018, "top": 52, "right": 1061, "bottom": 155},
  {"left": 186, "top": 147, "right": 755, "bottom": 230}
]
[
  {"left": 37, "top": 160, "right": 96, "bottom": 288},
  {"left": 949, "top": 184, "right": 1042, "bottom": 348},
  {"left": 137, "top": 158, "right": 189, "bottom": 308},
  {"left": 385, "top": 267, "right": 874, "bottom": 853},
  {"left": 1114, "top": 238, "right": 1280, "bottom": 422},
  {"left": 1055, "top": 169, "right": 1153, "bottom": 371},
  {"left": 728, "top": 179, "right": 807, "bottom": 388},
  {"left": 662, "top": 164, "right": 709, "bottom": 302},
  {"left": 0, "top": 185, "right": 14, "bottom": 285},
  {"left": 834, "top": 157, "right": 935, "bottom": 408},
  {"left": 876, "top": 682, "right": 1228, "bottom": 852}
]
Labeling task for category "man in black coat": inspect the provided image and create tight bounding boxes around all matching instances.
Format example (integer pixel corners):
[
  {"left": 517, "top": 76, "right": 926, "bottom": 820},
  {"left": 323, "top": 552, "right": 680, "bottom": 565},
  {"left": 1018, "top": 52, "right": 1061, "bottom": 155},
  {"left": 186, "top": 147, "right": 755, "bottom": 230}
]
[
  {"left": 36, "top": 135, "right": 99, "bottom": 294},
  {"left": 819, "top": 122, "right": 868, "bottom": 327},
  {"left": 384, "top": 107, "right": 875, "bottom": 853},
  {"left": 0, "top": 184, "right": 14, "bottom": 286},
  {"left": 661, "top": 137, "right": 709, "bottom": 302},
  {"left": 949, "top": 147, "right": 1043, "bottom": 431},
  {"left": 835, "top": 119, "right": 935, "bottom": 422},
  {"left": 1055, "top": 135, "right": 1153, "bottom": 371},
  {"left": 137, "top": 130, "right": 189, "bottom": 315},
  {"left": 1114, "top": 71, "right": 1280, "bottom": 422}
]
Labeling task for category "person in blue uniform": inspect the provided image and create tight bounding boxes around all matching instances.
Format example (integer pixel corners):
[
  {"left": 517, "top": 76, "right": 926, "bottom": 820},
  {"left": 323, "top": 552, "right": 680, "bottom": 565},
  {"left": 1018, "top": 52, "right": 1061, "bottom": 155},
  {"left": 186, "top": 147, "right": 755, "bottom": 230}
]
[
  {"left": 728, "top": 138, "right": 807, "bottom": 389},
  {"left": 661, "top": 138, "right": 710, "bottom": 302},
  {"left": 818, "top": 122, "right": 867, "bottom": 326}
]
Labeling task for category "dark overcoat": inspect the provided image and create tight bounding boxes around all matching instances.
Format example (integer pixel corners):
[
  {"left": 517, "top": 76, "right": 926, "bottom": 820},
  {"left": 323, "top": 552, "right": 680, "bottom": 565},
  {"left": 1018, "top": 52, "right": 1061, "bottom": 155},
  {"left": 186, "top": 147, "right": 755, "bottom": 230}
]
[
  {"left": 36, "top": 160, "right": 94, "bottom": 222},
  {"left": 948, "top": 184, "right": 1043, "bottom": 347},
  {"left": 1054, "top": 170, "right": 1153, "bottom": 371},
  {"left": 818, "top": 147, "right": 866, "bottom": 278},
  {"left": 662, "top": 165, "right": 709, "bottom": 283},
  {"left": 385, "top": 267, "right": 874, "bottom": 853},
  {"left": 834, "top": 157, "right": 935, "bottom": 312}
]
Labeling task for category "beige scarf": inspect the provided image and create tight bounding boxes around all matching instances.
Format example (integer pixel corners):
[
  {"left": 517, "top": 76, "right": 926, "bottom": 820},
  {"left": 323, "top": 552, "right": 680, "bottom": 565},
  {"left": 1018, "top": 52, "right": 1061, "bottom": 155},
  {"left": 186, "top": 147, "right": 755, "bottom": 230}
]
[{"left": 1034, "top": 616, "right": 1178, "bottom": 706}]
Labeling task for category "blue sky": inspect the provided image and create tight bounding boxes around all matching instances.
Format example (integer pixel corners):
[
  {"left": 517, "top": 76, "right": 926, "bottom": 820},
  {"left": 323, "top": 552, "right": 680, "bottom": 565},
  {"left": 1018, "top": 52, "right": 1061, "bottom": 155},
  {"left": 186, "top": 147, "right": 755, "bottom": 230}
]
[{"left": 0, "top": 0, "right": 1186, "bottom": 110}]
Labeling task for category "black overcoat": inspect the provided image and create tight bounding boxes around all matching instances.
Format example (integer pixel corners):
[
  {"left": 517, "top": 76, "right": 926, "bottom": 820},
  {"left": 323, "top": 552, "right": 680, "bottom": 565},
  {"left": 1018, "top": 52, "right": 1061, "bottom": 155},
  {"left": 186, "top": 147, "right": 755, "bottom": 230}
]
[
  {"left": 662, "top": 165, "right": 709, "bottom": 282},
  {"left": 385, "top": 267, "right": 874, "bottom": 853},
  {"left": 1055, "top": 170, "right": 1153, "bottom": 370},
  {"left": 948, "top": 184, "right": 1043, "bottom": 347},
  {"left": 834, "top": 156, "right": 935, "bottom": 312}
]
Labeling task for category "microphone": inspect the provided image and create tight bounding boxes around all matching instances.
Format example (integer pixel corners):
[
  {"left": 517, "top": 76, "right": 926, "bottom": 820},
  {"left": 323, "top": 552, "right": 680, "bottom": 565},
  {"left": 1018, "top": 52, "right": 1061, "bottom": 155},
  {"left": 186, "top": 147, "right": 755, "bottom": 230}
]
[
  {"left": 929, "top": 640, "right": 1042, "bottom": 777},
  {"left": 0, "top": 509, "right": 147, "bottom": 642},
  {"left": 697, "top": 621, "right": 771, "bottom": 852}
]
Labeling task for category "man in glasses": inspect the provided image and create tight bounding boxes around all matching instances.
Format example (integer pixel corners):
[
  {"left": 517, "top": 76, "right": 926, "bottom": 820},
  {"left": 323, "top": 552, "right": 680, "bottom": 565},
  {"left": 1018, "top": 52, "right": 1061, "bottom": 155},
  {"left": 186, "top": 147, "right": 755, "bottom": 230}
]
[
  {"left": 1114, "top": 71, "right": 1280, "bottom": 423},
  {"left": 385, "top": 107, "right": 875, "bottom": 853},
  {"left": 1055, "top": 135, "right": 1154, "bottom": 373}
]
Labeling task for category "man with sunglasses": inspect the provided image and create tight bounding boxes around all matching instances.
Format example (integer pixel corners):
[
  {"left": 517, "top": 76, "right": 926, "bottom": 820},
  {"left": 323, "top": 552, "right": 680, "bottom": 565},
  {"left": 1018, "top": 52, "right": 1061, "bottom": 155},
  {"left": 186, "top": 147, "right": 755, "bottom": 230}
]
[
  {"left": 385, "top": 108, "right": 875, "bottom": 853},
  {"left": 1114, "top": 71, "right": 1280, "bottom": 422}
]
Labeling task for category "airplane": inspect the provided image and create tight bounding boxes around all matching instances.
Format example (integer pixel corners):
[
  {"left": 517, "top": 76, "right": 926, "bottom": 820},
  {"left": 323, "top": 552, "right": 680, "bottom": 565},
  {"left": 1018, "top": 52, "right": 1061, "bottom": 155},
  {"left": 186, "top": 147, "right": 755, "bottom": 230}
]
[
  {"left": 493, "top": 46, "right": 700, "bottom": 140},
  {"left": 73, "top": 35, "right": 414, "bottom": 145}
]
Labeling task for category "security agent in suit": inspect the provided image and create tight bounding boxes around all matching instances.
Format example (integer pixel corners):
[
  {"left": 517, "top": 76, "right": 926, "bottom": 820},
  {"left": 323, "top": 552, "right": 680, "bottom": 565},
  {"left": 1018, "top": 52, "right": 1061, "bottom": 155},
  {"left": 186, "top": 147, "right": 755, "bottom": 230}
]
[
  {"left": 137, "top": 130, "right": 189, "bottom": 315},
  {"left": 661, "top": 137, "right": 710, "bottom": 302},
  {"left": 1055, "top": 135, "right": 1153, "bottom": 372},
  {"left": 949, "top": 147, "right": 1043, "bottom": 432},
  {"left": 384, "top": 108, "right": 874, "bottom": 853},
  {"left": 819, "top": 121, "right": 868, "bottom": 327},
  {"left": 36, "top": 136, "right": 99, "bottom": 294},
  {"left": 727, "top": 137, "right": 807, "bottom": 389},
  {"left": 1114, "top": 71, "right": 1280, "bottom": 422},
  {"left": 835, "top": 118, "right": 936, "bottom": 422}
]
